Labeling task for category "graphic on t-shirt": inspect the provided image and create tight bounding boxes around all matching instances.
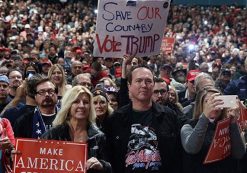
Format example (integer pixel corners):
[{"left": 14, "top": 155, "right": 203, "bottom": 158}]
[{"left": 125, "top": 124, "right": 161, "bottom": 171}]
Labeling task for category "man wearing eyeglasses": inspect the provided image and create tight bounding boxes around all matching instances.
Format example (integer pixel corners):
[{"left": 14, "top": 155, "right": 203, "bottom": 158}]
[
  {"left": 14, "top": 74, "right": 58, "bottom": 139},
  {"left": 7, "top": 69, "right": 23, "bottom": 99},
  {"left": 152, "top": 77, "right": 168, "bottom": 104}
]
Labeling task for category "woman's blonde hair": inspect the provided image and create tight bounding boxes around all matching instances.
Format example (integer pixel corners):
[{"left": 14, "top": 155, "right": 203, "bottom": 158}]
[
  {"left": 168, "top": 85, "right": 183, "bottom": 111},
  {"left": 48, "top": 64, "right": 67, "bottom": 95},
  {"left": 193, "top": 87, "right": 227, "bottom": 120},
  {"left": 53, "top": 86, "right": 96, "bottom": 126}
]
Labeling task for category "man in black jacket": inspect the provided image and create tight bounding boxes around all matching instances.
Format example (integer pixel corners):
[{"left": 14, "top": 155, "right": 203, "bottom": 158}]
[
  {"left": 14, "top": 74, "right": 58, "bottom": 138},
  {"left": 104, "top": 66, "right": 182, "bottom": 173}
]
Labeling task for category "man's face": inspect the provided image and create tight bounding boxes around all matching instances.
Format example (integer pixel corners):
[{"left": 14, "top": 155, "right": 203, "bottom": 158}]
[
  {"left": 77, "top": 76, "right": 92, "bottom": 90},
  {"left": 8, "top": 71, "right": 23, "bottom": 89},
  {"left": 72, "top": 63, "right": 82, "bottom": 76},
  {"left": 152, "top": 82, "right": 168, "bottom": 104},
  {"left": 128, "top": 68, "right": 154, "bottom": 103},
  {"left": 0, "top": 82, "right": 9, "bottom": 100},
  {"left": 187, "top": 80, "right": 196, "bottom": 95},
  {"left": 104, "top": 58, "right": 113, "bottom": 68},
  {"left": 42, "top": 64, "right": 51, "bottom": 74},
  {"left": 174, "top": 71, "right": 186, "bottom": 83},
  {"left": 49, "top": 47, "right": 56, "bottom": 56},
  {"left": 35, "top": 81, "right": 57, "bottom": 108}
]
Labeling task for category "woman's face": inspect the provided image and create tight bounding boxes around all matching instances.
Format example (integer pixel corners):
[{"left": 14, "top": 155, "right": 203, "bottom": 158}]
[
  {"left": 203, "top": 92, "right": 222, "bottom": 119},
  {"left": 108, "top": 93, "right": 118, "bottom": 110},
  {"left": 70, "top": 93, "right": 90, "bottom": 121},
  {"left": 131, "top": 58, "right": 139, "bottom": 67},
  {"left": 103, "top": 79, "right": 111, "bottom": 88},
  {"left": 51, "top": 67, "right": 63, "bottom": 85},
  {"left": 93, "top": 95, "right": 108, "bottom": 118},
  {"left": 168, "top": 89, "right": 176, "bottom": 104}
]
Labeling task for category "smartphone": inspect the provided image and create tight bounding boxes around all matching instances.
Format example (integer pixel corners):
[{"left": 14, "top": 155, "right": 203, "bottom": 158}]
[{"left": 215, "top": 95, "right": 238, "bottom": 108}]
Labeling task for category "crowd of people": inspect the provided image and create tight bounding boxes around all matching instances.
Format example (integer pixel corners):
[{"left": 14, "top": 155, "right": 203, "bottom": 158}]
[{"left": 0, "top": 0, "right": 246, "bottom": 172}]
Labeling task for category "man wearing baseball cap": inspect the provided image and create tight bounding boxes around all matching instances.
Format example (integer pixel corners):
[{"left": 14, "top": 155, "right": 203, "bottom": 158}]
[
  {"left": 179, "top": 70, "right": 200, "bottom": 107},
  {"left": 0, "top": 75, "right": 11, "bottom": 113}
]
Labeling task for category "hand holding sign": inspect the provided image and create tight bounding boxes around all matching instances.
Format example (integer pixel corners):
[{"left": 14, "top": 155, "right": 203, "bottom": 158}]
[
  {"left": 86, "top": 157, "right": 104, "bottom": 171},
  {"left": 227, "top": 99, "right": 241, "bottom": 124},
  {"left": 94, "top": 0, "right": 171, "bottom": 58}
]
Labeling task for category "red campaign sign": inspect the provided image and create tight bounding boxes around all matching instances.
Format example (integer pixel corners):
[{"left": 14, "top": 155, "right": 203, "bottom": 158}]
[
  {"left": 13, "top": 138, "right": 87, "bottom": 173},
  {"left": 161, "top": 37, "right": 175, "bottom": 54},
  {"left": 237, "top": 102, "right": 247, "bottom": 130},
  {"left": 204, "top": 118, "right": 231, "bottom": 164}
]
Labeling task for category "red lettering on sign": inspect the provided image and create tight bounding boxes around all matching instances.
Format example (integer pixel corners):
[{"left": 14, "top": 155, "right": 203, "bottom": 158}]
[
  {"left": 137, "top": 6, "right": 161, "bottom": 20},
  {"left": 96, "top": 34, "right": 121, "bottom": 53}
]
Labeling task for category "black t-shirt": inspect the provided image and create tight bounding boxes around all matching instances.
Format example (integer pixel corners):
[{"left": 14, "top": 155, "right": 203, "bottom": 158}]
[
  {"left": 42, "top": 114, "right": 56, "bottom": 130},
  {"left": 125, "top": 109, "right": 162, "bottom": 173}
]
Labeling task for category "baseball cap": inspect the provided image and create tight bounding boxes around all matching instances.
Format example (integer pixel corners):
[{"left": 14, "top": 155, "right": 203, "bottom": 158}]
[
  {"left": 0, "top": 75, "right": 9, "bottom": 84},
  {"left": 186, "top": 69, "right": 200, "bottom": 81},
  {"left": 24, "top": 24, "right": 30, "bottom": 29},
  {"left": 40, "top": 58, "right": 52, "bottom": 66},
  {"left": 160, "top": 64, "right": 173, "bottom": 71},
  {"left": 11, "top": 25, "right": 17, "bottom": 29},
  {"left": 92, "top": 88, "right": 109, "bottom": 101},
  {"left": 172, "top": 63, "right": 187, "bottom": 77}
]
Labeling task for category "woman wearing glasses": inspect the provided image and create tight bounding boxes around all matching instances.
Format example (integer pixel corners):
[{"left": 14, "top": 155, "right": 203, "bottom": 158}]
[{"left": 42, "top": 86, "right": 112, "bottom": 173}]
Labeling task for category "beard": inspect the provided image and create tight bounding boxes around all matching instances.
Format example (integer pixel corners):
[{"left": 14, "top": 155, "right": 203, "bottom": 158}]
[
  {"left": 41, "top": 97, "right": 56, "bottom": 107},
  {"left": 175, "top": 76, "right": 186, "bottom": 83}
]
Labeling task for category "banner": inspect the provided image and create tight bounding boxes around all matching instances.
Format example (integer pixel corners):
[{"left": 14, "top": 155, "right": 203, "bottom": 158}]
[
  {"left": 93, "top": 0, "right": 171, "bottom": 58},
  {"left": 14, "top": 138, "right": 87, "bottom": 173},
  {"left": 161, "top": 37, "right": 175, "bottom": 54},
  {"left": 204, "top": 118, "right": 231, "bottom": 164}
]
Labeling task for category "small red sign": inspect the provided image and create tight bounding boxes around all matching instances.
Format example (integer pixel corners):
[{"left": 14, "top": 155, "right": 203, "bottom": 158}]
[
  {"left": 14, "top": 138, "right": 87, "bottom": 173},
  {"left": 237, "top": 102, "right": 247, "bottom": 130},
  {"left": 204, "top": 118, "right": 231, "bottom": 164},
  {"left": 161, "top": 37, "right": 175, "bottom": 54}
]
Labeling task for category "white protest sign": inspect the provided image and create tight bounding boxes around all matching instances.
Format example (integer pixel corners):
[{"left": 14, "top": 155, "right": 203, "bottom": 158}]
[{"left": 93, "top": 0, "right": 171, "bottom": 58}]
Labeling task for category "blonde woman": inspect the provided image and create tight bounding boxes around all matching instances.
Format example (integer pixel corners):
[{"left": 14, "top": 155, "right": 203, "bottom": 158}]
[
  {"left": 92, "top": 88, "right": 114, "bottom": 132},
  {"left": 42, "top": 86, "right": 111, "bottom": 173},
  {"left": 48, "top": 64, "right": 71, "bottom": 100},
  {"left": 168, "top": 86, "right": 183, "bottom": 111},
  {"left": 180, "top": 87, "right": 245, "bottom": 173}
]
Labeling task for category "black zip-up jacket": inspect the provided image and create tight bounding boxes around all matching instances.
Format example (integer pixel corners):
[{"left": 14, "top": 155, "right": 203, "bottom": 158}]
[
  {"left": 42, "top": 122, "right": 112, "bottom": 173},
  {"left": 104, "top": 102, "right": 183, "bottom": 173}
]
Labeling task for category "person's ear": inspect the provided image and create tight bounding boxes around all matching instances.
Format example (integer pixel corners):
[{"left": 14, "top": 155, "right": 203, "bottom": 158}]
[{"left": 127, "top": 82, "right": 131, "bottom": 89}]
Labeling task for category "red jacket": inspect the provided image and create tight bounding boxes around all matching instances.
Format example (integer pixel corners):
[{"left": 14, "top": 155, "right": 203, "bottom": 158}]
[{"left": 0, "top": 118, "right": 15, "bottom": 146}]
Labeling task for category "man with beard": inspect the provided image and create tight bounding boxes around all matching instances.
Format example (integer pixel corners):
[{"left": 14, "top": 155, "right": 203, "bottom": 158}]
[
  {"left": 152, "top": 77, "right": 168, "bottom": 104},
  {"left": 7, "top": 70, "right": 23, "bottom": 99},
  {"left": 172, "top": 63, "right": 187, "bottom": 85},
  {"left": 14, "top": 75, "right": 58, "bottom": 138},
  {"left": 0, "top": 75, "right": 11, "bottom": 113},
  {"left": 152, "top": 77, "right": 187, "bottom": 127}
]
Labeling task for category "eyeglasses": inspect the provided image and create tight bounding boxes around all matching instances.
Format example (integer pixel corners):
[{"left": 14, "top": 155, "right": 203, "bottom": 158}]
[
  {"left": 36, "top": 89, "right": 55, "bottom": 96},
  {"left": 9, "top": 75, "right": 22, "bottom": 79},
  {"left": 153, "top": 89, "right": 167, "bottom": 95},
  {"left": 79, "top": 82, "right": 92, "bottom": 88}
]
